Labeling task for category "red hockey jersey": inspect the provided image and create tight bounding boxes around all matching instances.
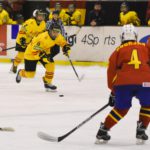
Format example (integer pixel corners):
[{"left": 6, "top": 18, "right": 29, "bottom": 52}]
[{"left": 108, "top": 41, "right": 150, "bottom": 91}]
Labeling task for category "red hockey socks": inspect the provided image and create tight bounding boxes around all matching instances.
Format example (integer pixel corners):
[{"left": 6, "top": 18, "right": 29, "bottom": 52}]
[
  {"left": 139, "top": 106, "right": 150, "bottom": 128},
  {"left": 104, "top": 107, "right": 129, "bottom": 129}
]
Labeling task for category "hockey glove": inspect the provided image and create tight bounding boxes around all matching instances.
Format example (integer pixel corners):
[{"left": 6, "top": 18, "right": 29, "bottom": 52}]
[
  {"left": 62, "top": 44, "right": 71, "bottom": 56},
  {"left": 20, "top": 37, "right": 26, "bottom": 47},
  {"left": 108, "top": 92, "right": 115, "bottom": 107},
  {"left": 39, "top": 52, "right": 49, "bottom": 63}
]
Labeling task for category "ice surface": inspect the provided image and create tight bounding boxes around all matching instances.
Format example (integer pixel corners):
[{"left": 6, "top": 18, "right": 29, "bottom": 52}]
[{"left": 0, "top": 63, "right": 149, "bottom": 150}]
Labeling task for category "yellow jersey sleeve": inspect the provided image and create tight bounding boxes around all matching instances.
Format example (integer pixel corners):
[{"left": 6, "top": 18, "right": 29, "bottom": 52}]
[{"left": 55, "top": 34, "right": 67, "bottom": 47}]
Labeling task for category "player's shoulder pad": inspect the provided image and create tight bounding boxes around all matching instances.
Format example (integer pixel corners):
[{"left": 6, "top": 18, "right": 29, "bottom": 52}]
[
  {"left": 2, "top": 9, "right": 9, "bottom": 15},
  {"left": 116, "top": 45, "right": 124, "bottom": 52},
  {"left": 25, "top": 18, "right": 36, "bottom": 25},
  {"left": 116, "top": 42, "right": 145, "bottom": 52},
  {"left": 41, "top": 20, "right": 46, "bottom": 25},
  {"left": 129, "top": 11, "right": 137, "bottom": 15},
  {"left": 120, "top": 12, "right": 123, "bottom": 15}
]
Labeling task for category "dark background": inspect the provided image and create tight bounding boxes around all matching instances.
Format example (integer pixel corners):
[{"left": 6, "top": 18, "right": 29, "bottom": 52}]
[{"left": 5, "top": 0, "right": 148, "bottom": 26}]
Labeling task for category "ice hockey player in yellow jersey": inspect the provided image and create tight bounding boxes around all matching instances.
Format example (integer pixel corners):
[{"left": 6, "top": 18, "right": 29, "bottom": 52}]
[
  {"left": 63, "top": 4, "right": 82, "bottom": 26},
  {"left": 118, "top": 2, "right": 140, "bottom": 26},
  {"left": 16, "top": 24, "right": 71, "bottom": 91},
  {"left": 10, "top": 9, "right": 46, "bottom": 74},
  {"left": 0, "top": 3, "right": 16, "bottom": 25},
  {"left": 49, "top": 2, "right": 66, "bottom": 23}
]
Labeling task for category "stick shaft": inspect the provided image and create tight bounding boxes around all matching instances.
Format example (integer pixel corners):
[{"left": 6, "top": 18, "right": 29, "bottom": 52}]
[
  {"left": 58, "top": 103, "right": 109, "bottom": 142},
  {"left": 2, "top": 46, "right": 16, "bottom": 51},
  {"left": 67, "top": 55, "right": 80, "bottom": 81}
]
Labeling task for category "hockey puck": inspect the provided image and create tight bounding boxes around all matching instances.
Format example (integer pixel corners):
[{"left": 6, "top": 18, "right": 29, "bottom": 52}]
[{"left": 59, "top": 94, "right": 64, "bottom": 97}]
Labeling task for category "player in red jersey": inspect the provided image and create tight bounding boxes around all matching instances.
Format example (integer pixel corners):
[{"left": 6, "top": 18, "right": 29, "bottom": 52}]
[{"left": 95, "top": 24, "right": 150, "bottom": 144}]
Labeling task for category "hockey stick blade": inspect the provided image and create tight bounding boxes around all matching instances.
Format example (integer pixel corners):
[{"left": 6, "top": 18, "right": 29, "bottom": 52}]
[
  {"left": 38, "top": 131, "right": 70, "bottom": 142},
  {"left": 0, "top": 127, "right": 15, "bottom": 132},
  {"left": 37, "top": 104, "right": 109, "bottom": 143},
  {"left": 38, "top": 132, "right": 58, "bottom": 142},
  {"left": 79, "top": 74, "right": 85, "bottom": 82}
]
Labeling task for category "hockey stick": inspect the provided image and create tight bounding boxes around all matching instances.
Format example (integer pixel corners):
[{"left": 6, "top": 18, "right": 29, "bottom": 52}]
[
  {"left": 67, "top": 54, "right": 84, "bottom": 82},
  {"left": 37, "top": 103, "right": 109, "bottom": 142},
  {"left": 0, "top": 46, "right": 16, "bottom": 52},
  {"left": 0, "top": 127, "right": 15, "bottom": 132}
]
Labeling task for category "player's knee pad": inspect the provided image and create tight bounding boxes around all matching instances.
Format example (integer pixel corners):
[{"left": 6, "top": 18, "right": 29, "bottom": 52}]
[{"left": 108, "top": 107, "right": 129, "bottom": 123}]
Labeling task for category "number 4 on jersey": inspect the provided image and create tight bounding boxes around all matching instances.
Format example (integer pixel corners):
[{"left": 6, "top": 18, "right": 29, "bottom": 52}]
[{"left": 128, "top": 49, "right": 141, "bottom": 69}]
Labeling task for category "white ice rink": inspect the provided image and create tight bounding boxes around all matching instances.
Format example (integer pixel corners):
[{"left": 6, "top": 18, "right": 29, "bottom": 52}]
[{"left": 0, "top": 63, "right": 149, "bottom": 150}]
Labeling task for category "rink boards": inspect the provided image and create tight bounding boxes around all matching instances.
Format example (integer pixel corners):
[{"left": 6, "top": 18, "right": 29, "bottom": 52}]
[{"left": 0, "top": 25, "right": 150, "bottom": 63}]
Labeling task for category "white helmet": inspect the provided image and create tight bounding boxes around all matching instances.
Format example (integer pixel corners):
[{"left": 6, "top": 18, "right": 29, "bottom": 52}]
[
  {"left": 121, "top": 24, "right": 137, "bottom": 42},
  {"left": 33, "top": 9, "right": 39, "bottom": 17}
]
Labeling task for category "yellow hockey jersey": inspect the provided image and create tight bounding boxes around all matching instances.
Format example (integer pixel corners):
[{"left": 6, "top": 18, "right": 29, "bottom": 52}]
[
  {"left": 0, "top": 9, "right": 16, "bottom": 25},
  {"left": 16, "top": 18, "right": 46, "bottom": 47},
  {"left": 49, "top": 9, "right": 66, "bottom": 22},
  {"left": 118, "top": 11, "right": 140, "bottom": 26},
  {"left": 63, "top": 10, "right": 82, "bottom": 25},
  {"left": 24, "top": 31, "right": 67, "bottom": 60}
]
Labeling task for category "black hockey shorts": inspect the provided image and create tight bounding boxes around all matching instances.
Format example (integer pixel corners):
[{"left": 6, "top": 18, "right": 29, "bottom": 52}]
[{"left": 24, "top": 59, "right": 50, "bottom": 72}]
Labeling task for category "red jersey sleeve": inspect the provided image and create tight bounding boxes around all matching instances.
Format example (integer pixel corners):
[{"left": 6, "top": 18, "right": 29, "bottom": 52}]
[{"left": 107, "top": 50, "right": 118, "bottom": 91}]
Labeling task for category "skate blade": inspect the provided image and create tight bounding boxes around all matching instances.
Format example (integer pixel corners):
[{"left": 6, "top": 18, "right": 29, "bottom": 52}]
[
  {"left": 45, "top": 88, "right": 57, "bottom": 92},
  {"left": 136, "top": 139, "right": 146, "bottom": 145},
  {"left": 95, "top": 139, "right": 108, "bottom": 144}
]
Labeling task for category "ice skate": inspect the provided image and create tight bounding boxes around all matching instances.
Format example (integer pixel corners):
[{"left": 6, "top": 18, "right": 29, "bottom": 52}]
[
  {"left": 95, "top": 122, "right": 111, "bottom": 144},
  {"left": 16, "top": 69, "right": 22, "bottom": 83},
  {"left": 136, "top": 121, "right": 148, "bottom": 145},
  {"left": 43, "top": 78, "right": 57, "bottom": 92},
  {"left": 10, "top": 63, "right": 17, "bottom": 74}
]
